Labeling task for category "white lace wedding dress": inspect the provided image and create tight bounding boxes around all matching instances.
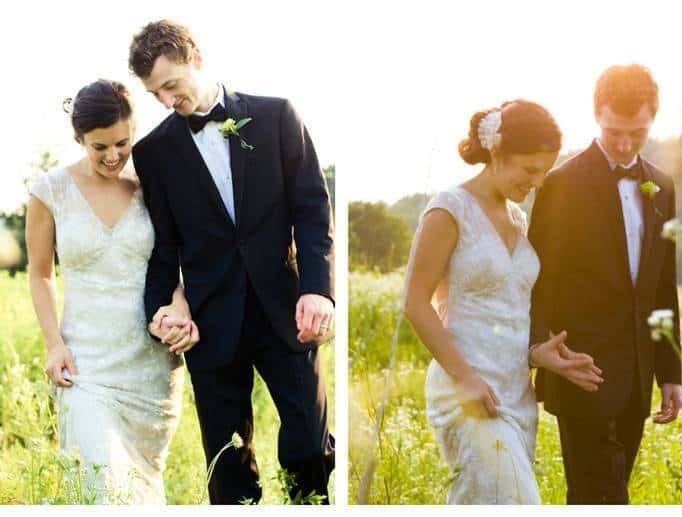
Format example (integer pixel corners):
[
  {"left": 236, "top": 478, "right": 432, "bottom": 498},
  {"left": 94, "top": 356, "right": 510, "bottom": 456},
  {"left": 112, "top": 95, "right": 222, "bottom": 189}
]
[
  {"left": 419, "top": 186, "right": 540, "bottom": 504},
  {"left": 30, "top": 168, "right": 184, "bottom": 504}
]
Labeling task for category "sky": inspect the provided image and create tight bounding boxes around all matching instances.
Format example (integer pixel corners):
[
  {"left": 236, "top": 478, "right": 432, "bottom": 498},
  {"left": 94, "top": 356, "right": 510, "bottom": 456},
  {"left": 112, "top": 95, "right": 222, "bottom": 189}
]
[
  {"left": 339, "top": 1, "right": 682, "bottom": 203},
  {"left": 1, "top": 1, "right": 681, "bottom": 211},
  {"left": 0, "top": 0, "right": 342, "bottom": 212}
]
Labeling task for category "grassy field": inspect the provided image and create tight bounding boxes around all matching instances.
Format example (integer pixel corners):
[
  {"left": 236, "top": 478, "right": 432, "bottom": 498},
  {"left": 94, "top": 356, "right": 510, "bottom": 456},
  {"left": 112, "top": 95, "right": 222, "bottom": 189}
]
[
  {"left": 349, "top": 270, "right": 682, "bottom": 505},
  {"left": 0, "top": 271, "right": 334, "bottom": 504}
]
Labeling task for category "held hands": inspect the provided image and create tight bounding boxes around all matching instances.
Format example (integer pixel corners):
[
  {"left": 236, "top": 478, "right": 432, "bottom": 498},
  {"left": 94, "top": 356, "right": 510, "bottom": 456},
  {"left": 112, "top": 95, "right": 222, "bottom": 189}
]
[
  {"left": 45, "top": 342, "right": 78, "bottom": 388},
  {"left": 530, "top": 330, "right": 604, "bottom": 392},
  {"left": 295, "top": 294, "right": 334, "bottom": 343},
  {"left": 149, "top": 305, "right": 200, "bottom": 355},
  {"left": 455, "top": 371, "right": 501, "bottom": 418},
  {"left": 653, "top": 383, "right": 682, "bottom": 424}
]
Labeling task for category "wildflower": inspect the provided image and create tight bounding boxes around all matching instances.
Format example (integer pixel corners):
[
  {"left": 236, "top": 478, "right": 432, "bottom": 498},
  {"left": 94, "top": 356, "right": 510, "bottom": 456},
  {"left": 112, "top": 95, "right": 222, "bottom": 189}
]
[{"left": 662, "top": 218, "right": 682, "bottom": 242}]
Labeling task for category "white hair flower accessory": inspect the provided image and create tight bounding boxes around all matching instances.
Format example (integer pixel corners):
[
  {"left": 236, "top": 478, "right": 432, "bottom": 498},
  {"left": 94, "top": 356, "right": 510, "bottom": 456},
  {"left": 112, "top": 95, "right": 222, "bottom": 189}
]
[
  {"left": 63, "top": 98, "right": 74, "bottom": 116},
  {"left": 478, "top": 110, "right": 502, "bottom": 150},
  {"left": 63, "top": 92, "right": 80, "bottom": 117}
]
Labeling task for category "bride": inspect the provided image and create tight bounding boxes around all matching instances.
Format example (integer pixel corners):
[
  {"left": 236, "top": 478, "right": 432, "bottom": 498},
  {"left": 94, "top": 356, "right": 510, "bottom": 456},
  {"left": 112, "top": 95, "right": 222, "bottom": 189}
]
[
  {"left": 26, "top": 80, "right": 199, "bottom": 503},
  {"left": 404, "top": 100, "right": 604, "bottom": 504}
]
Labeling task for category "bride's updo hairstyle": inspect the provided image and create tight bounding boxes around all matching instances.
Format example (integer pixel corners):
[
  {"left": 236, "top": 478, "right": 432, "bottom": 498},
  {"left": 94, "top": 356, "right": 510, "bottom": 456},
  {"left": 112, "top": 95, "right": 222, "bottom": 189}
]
[
  {"left": 63, "top": 80, "right": 133, "bottom": 141},
  {"left": 458, "top": 100, "right": 562, "bottom": 165}
]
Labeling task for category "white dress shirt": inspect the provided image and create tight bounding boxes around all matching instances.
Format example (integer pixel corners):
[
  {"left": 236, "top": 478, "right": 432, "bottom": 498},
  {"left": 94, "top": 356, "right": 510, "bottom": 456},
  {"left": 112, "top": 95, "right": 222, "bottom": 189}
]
[
  {"left": 595, "top": 138, "right": 644, "bottom": 284},
  {"left": 190, "top": 85, "right": 236, "bottom": 224}
]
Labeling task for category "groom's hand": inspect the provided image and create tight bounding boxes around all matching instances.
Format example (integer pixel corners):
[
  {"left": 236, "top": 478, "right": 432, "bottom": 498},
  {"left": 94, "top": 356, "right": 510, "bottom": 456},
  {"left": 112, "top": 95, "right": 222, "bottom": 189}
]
[
  {"left": 149, "top": 306, "right": 201, "bottom": 354},
  {"left": 653, "top": 383, "right": 682, "bottom": 424},
  {"left": 296, "top": 294, "right": 334, "bottom": 343},
  {"left": 530, "top": 331, "right": 604, "bottom": 392}
]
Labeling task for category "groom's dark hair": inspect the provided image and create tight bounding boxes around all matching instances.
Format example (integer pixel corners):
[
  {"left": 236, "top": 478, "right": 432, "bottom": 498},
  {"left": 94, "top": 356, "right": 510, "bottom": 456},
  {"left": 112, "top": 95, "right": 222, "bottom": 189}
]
[
  {"left": 128, "top": 19, "right": 198, "bottom": 79},
  {"left": 594, "top": 64, "right": 659, "bottom": 118}
]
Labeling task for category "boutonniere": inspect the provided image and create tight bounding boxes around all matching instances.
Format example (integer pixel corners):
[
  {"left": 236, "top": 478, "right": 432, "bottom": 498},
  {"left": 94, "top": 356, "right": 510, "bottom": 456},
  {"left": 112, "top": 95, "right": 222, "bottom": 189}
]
[
  {"left": 640, "top": 180, "right": 663, "bottom": 217},
  {"left": 219, "top": 117, "right": 254, "bottom": 151},
  {"left": 640, "top": 180, "right": 660, "bottom": 200}
]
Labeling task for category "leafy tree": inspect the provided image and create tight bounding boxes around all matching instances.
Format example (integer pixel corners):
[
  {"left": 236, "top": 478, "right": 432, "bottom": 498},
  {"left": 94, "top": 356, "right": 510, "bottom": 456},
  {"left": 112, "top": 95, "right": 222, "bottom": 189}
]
[
  {"left": 388, "top": 193, "right": 431, "bottom": 231},
  {"left": 349, "top": 201, "right": 412, "bottom": 273},
  {"left": 0, "top": 151, "right": 58, "bottom": 275}
]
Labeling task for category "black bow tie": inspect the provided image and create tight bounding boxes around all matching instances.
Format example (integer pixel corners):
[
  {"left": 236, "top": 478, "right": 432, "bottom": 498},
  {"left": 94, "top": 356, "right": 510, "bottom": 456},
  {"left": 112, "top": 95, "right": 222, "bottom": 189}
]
[
  {"left": 614, "top": 163, "right": 643, "bottom": 182},
  {"left": 188, "top": 103, "right": 228, "bottom": 133}
]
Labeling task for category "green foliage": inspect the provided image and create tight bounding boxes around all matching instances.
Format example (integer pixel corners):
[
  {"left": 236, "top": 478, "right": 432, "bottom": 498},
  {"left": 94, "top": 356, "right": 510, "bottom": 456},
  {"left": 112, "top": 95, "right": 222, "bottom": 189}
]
[
  {"left": 0, "top": 272, "right": 334, "bottom": 504},
  {"left": 0, "top": 150, "right": 58, "bottom": 276},
  {"left": 388, "top": 193, "right": 431, "bottom": 231},
  {"left": 349, "top": 270, "right": 682, "bottom": 504},
  {"left": 349, "top": 202, "right": 412, "bottom": 273},
  {"left": 274, "top": 467, "right": 327, "bottom": 504}
]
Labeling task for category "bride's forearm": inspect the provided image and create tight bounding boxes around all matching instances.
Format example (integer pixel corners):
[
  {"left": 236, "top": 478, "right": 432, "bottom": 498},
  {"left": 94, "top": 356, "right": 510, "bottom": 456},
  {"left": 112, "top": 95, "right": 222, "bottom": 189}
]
[
  {"left": 405, "top": 299, "right": 475, "bottom": 381},
  {"left": 29, "top": 273, "right": 63, "bottom": 350}
]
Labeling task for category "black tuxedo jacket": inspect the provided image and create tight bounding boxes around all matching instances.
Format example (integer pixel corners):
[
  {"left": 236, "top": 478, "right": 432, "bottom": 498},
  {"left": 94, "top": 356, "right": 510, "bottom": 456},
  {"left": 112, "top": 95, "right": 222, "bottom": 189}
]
[
  {"left": 133, "top": 88, "right": 334, "bottom": 372},
  {"left": 529, "top": 140, "right": 681, "bottom": 418}
]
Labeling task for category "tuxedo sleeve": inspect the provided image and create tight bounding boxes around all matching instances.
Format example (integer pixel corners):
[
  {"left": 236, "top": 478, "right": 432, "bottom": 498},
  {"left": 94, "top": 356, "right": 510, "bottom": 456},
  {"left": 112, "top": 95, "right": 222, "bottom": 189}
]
[
  {"left": 528, "top": 177, "right": 563, "bottom": 347},
  {"left": 654, "top": 182, "right": 682, "bottom": 386},
  {"left": 279, "top": 99, "right": 335, "bottom": 303},
  {"left": 133, "top": 143, "right": 181, "bottom": 333}
]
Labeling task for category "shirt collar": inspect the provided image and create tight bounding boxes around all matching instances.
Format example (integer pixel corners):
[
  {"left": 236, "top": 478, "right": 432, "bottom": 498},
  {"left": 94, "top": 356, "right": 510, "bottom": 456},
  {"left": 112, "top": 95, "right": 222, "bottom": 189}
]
[{"left": 595, "top": 138, "right": 639, "bottom": 171}]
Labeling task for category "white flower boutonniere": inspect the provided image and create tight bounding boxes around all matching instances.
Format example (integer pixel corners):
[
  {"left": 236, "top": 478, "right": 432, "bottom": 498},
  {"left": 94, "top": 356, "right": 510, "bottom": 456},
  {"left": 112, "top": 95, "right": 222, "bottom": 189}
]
[{"left": 219, "top": 117, "right": 254, "bottom": 151}]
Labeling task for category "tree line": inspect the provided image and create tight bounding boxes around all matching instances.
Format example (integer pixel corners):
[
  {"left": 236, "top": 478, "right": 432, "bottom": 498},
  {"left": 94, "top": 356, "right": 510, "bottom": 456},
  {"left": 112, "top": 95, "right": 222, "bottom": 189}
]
[
  {"left": 350, "top": 137, "right": 682, "bottom": 274},
  {"left": 0, "top": 152, "right": 335, "bottom": 275}
]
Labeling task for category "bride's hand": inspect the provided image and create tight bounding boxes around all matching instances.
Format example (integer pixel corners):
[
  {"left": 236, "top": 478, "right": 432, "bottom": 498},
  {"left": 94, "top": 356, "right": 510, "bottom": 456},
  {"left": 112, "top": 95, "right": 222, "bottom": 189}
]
[
  {"left": 45, "top": 342, "right": 78, "bottom": 388},
  {"left": 455, "top": 371, "right": 501, "bottom": 418},
  {"left": 149, "top": 306, "right": 200, "bottom": 354},
  {"left": 164, "top": 320, "right": 200, "bottom": 355},
  {"left": 530, "top": 331, "right": 604, "bottom": 392}
]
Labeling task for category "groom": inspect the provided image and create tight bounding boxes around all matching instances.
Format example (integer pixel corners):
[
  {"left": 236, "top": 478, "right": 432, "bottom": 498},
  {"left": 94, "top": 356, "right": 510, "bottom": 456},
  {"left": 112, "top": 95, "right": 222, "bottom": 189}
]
[
  {"left": 128, "top": 20, "right": 335, "bottom": 504},
  {"left": 529, "top": 64, "right": 682, "bottom": 504}
]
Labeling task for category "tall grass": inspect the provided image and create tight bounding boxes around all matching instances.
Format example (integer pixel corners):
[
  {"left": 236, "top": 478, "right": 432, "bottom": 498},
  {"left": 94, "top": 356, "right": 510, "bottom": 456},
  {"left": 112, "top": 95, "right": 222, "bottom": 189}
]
[
  {"left": 0, "top": 271, "right": 334, "bottom": 504},
  {"left": 349, "top": 270, "right": 682, "bottom": 504}
]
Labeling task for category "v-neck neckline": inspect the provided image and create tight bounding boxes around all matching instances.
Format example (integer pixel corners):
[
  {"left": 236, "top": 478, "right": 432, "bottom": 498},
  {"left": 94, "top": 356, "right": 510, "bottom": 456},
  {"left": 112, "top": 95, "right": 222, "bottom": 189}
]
[
  {"left": 458, "top": 186, "right": 522, "bottom": 258},
  {"left": 65, "top": 169, "right": 137, "bottom": 232}
]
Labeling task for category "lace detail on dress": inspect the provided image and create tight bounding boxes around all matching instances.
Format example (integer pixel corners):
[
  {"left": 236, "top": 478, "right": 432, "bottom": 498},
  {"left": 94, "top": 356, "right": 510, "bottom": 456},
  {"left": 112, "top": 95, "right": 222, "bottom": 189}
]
[
  {"left": 414, "top": 185, "right": 541, "bottom": 504},
  {"left": 30, "top": 168, "right": 184, "bottom": 504}
]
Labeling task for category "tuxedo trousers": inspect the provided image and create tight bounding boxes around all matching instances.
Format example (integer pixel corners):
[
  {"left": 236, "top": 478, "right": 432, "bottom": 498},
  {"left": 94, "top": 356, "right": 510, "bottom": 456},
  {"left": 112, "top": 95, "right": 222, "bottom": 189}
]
[
  {"left": 556, "top": 378, "right": 645, "bottom": 504},
  {"left": 190, "top": 280, "right": 334, "bottom": 504}
]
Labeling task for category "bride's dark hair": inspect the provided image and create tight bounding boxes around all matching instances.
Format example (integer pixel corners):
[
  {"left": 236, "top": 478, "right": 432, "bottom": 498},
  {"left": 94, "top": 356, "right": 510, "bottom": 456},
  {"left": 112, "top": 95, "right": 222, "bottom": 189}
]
[
  {"left": 458, "top": 100, "right": 562, "bottom": 165},
  {"left": 64, "top": 80, "right": 133, "bottom": 140}
]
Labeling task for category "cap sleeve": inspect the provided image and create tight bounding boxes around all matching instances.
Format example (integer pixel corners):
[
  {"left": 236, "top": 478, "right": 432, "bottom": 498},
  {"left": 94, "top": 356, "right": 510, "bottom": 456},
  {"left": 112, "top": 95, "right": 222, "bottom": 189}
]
[
  {"left": 29, "top": 173, "right": 55, "bottom": 215},
  {"left": 421, "top": 188, "right": 466, "bottom": 227}
]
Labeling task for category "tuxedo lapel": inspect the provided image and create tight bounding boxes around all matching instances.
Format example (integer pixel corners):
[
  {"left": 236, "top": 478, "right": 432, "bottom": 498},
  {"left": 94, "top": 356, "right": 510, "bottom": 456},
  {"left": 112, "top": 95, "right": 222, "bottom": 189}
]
[
  {"left": 222, "top": 87, "right": 248, "bottom": 230},
  {"left": 168, "top": 114, "right": 236, "bottom": 229},
  {"left": 584, "top": 141, "right": 632, "bottom": 284},
  {"left": 635, "top": 160, "right": 659, "bottom": 290}
]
